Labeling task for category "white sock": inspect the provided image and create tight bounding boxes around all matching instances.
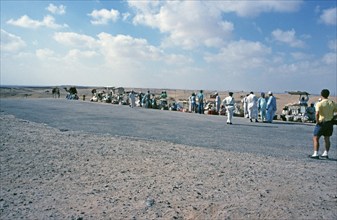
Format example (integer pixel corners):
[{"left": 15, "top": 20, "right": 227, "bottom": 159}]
[
  {"left": 322, "top": 151, "right": 328, "bottom": 156},
  {"left": 312, "top": 151, "right": 318, "bottom": 156}
]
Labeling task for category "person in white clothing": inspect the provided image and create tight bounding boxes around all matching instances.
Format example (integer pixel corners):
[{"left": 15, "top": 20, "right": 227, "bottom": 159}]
[
  {"left": 215, "top": 92, "right": 221, "bottom": 114},
  {"left": 129, "top": 90, "right": 136, "bottom": 108},
  {"left": 247, "top": 92, "right": 259, "bottom": 122},
  {"left": 241, "top": 94, "right": 249, "bottom": 118},
  {"left": 223, "top": 92, "right": 235, "bottom": 124}
]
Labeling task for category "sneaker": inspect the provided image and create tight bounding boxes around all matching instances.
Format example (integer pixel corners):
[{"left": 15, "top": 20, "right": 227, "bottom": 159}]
[
  {"left": 309, "top": 155, "right": 319, "bottom": 159},
  {"left": 320, "top": 155, "right": 329, "bottom": 160}
]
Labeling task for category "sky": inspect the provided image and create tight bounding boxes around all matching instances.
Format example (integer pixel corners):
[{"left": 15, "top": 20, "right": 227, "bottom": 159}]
[{"left": 1, "top": 0, "right": 336, "bottom": 94}]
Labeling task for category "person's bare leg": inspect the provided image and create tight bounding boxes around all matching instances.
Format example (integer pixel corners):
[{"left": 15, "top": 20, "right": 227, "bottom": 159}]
[
  {"left": 324, "top": 136, "right": 330, "bottom": 152},
  {"left": 322, "top": 136, "right": 330, "bottom": 157},
  {"left": 312, "top": 136, "right": 320, "bottom": 156}
]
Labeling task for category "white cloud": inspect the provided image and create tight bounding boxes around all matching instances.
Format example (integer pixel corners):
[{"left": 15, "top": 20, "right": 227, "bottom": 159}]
[
  {"left": 46, "top": 3, "right": 66, "bottom": 15},
  {"left": 212, "top": 0, "right": 302, "bottom": 17},
  {"left": 204, "top": 40, "right": 272, "bottom": 71},
  {"left": 65, "top": 49, "right": 99, "bottom": 60},
  {"left": 88, "top": 9, "right": 120, "bottom": 25},
  {"left": 322, "top": 40, "right": 337, "bottom": 65},
  {"left": 36, "top": 48, "right": 55, "bottom": 59},
  {"left": 128, "top": 1, "right": 302, "bottom": 49},
  {"left": 122, "top": 12, "right": 131, "bottom": 21},
  {"left": 49, "top": 31, "right": 193, "bottom": 87},
  {"left": 322, "top": 52, "right": 336, "bottom": 65},
  {"left": 7, "top": 15, "right": 68, "bottom": 29},
  {"left": 53, "top": 31, "right": 191, "bottom": 66},
  {"left": 271, "top": 29, "right": 305, "bottom": 48},
  {"left": 0, "top": 29, "right": 26, "bottom": 52},
  {"left": 129, "top": 1, "right": 233, "bottom": 49},
  {"left": 97, "top": 33, "right": 164, "bottom": 62},
  {"left": 319, "top": 7, "right": 336, "bottom": 25},
  {"left": 291, "top": 52, "right": 313, "bottom": 60},
  {"left": 53, "top": 32, "right": 97, "bottom": 49},
  {"left": 328, "top": 39, "right": 337, "bottom": 51}
]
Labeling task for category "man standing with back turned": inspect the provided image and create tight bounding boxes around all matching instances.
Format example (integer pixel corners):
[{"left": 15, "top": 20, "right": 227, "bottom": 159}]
[
  {"left": 223, "top": 92, "right": 235, "bottom": 124},
  {"left": 197, "top": 90, "right": 204, "bottom": 114},
  {"left": 310, "top": 89, "right": 337, "bottom": 159}
]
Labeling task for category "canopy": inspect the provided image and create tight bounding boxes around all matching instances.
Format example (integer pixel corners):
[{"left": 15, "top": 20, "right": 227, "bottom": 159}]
[{"left": 287, "top": 91, "right": 310, "bottom": 96}]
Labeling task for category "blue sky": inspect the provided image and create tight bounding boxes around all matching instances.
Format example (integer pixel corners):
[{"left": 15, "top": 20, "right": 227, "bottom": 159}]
[{"left": 1, "top": 0, "right": 336, "bottom": 94}]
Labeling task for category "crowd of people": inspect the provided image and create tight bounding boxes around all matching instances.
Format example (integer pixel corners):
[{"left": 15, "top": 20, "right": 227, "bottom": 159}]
[
  {"left": 129, "top": 90, "right": 174, "bottom": 110},
  {"left": 240, "top": 91, "right": 277, "bottom": 124},
  {"left": 185, "top": 90, "right": 277, "bottom": 124},
  {"left": 127, "top": 89, "right": 280, "bottom": 125}
]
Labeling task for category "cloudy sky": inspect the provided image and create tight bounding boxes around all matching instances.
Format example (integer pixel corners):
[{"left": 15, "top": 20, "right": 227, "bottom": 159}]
[{"left": 1, "top": 0, "right": 336, "bottom": 94}]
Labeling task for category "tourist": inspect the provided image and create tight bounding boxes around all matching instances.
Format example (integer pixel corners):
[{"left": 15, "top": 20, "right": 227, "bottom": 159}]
[{"left": 310, "top": 89, "right": 337, "bottom": 159}]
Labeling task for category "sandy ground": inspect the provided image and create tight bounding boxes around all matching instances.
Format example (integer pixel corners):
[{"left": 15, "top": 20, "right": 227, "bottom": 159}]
[{"left": 1, "top": 113, "right": 336, "bottom": 219}]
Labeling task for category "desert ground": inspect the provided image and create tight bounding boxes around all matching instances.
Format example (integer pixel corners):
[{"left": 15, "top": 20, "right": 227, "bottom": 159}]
[{"left": 1, "top": 86, "right": 336, "bottom": 219}]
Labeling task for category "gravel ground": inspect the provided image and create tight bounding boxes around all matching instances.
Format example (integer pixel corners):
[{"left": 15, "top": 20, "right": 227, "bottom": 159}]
[{"left": 1, "top": 113, "right": 337, "bottom": 219}]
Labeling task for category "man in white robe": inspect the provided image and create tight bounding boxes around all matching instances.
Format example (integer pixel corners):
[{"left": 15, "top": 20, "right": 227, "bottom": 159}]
[
  {"left": 215, "top": 92, "right": 221, "bottom": 114},
  {"left": 129, "top": 90, "right": 136, "bottom": 108},
  {"left": 247, "top": 92, "right": 259, "bottom": 122},
  {"left": 241, "top": 94, "right": 249, "bottom": 118}
]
